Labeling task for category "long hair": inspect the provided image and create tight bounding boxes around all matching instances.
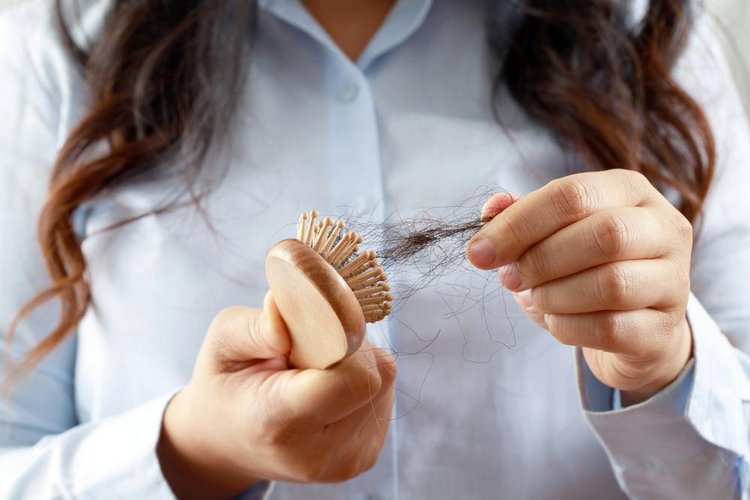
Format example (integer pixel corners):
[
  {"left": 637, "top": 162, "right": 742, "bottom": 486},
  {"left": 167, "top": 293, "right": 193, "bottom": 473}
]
[{"left": 7, "top": 0, "right": 715, "bottom": 377}]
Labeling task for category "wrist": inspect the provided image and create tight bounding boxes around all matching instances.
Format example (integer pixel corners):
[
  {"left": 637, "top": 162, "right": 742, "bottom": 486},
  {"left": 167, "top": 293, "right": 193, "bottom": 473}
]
[
  {"left": 620, "top": 317, "right": 693, "bottom": 406},
  {"left": 157, "top": 389, "right": 259, "bottom": 499}
]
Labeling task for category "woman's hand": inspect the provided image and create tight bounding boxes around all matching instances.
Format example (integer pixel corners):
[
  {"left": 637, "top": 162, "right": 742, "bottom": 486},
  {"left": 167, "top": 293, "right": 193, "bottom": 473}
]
[
  {"left": 468, "top": 170, "right": 693, "bottom": 406},
  {"left": 157, "top": 292, "right": 396, "bottom": 499}
]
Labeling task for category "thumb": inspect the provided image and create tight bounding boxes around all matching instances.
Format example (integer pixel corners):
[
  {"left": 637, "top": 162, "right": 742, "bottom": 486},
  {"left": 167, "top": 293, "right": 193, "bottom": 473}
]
[{"left": 206, "top": 292, "right": 291, "bottom": 364}]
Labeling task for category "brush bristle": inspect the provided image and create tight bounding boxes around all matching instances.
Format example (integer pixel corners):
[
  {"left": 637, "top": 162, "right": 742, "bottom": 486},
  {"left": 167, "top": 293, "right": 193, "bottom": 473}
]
[{"left": 295, "top": 209, "right": 392, "bottom": 323}]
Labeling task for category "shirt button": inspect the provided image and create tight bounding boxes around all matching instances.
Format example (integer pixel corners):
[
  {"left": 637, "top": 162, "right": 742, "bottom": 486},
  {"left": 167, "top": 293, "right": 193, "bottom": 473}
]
[{"left": 337, "top": 80, "right": 360, "bottom": 103}]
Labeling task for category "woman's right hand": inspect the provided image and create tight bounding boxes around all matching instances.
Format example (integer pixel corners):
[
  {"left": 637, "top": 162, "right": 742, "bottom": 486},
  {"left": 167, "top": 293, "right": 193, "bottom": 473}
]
[{"left": 157, "top": 292, "right": 397, "bottom": 499}]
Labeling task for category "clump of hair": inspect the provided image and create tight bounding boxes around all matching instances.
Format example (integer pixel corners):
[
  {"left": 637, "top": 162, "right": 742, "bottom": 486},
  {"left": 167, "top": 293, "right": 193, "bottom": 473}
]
[{"left": 346, "top": 192, "right": 501, "bottom": 304}]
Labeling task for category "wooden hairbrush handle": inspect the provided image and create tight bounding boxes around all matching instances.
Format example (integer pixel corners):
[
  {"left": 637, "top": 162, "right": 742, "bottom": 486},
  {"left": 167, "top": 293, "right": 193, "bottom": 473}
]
[{"left": 265, "top": 238, "right": 366, "bottom": 369}]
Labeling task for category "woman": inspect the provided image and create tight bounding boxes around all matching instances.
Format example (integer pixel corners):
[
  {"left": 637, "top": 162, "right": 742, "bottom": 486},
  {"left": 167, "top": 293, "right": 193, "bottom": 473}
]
[{"left": 1, "top": 0, "right": 748, "bottom": 498}]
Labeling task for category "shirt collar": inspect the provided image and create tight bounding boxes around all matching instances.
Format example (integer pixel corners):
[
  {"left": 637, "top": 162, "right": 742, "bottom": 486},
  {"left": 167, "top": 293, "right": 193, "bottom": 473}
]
[{"left": 257, "top": 0, "right": 433, "bottom": 71}]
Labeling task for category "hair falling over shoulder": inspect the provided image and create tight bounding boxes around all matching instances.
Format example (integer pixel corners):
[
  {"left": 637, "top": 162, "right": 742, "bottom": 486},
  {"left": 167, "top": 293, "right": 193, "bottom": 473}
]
[{"left": 6, "top": 0, "right": 714, "bottom": 381}]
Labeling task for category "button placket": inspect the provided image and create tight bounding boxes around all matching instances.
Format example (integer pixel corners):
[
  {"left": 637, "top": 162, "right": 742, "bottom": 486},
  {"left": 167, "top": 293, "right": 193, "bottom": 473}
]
[
  {"left": 325, "top": 57, "right": 384, "bottom": 220},
  {"left": 324, "top": 55, "right": 397, "bottom": 496}
]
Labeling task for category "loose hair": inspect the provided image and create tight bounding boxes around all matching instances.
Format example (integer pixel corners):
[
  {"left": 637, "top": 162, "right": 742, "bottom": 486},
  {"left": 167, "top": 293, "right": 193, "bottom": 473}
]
[{"left": 7, "top": 0, "right": 715, "bottom": 379}]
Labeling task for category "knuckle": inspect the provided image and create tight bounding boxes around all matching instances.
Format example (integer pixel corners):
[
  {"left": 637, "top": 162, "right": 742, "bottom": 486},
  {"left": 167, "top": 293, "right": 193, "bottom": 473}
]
[
  {"left": 207, "top": 307, "right": 244, "bottom": 357},
  {"left": 673, "top": 213, "right": 693, "bottom": 242},
  {"left": 345, "top": 362, "right": 382, "bottom": 402},
  {"left": 210, "top": 306, "right": 241, "bottom": 332},
  {"left": 617, "top": 169, "right": 654, "bottom": 202},
  {"left": 595, "top": 313, "right": 624, "bottom": 346},
  {"left": 619, "top": 168, "right": 648, "bottom": 185},
  {"left": 520, "top": 247, "right": 552, "bottom": 282},
  {"left": 618, "top": 169, "right": 650, "bottom": 194},
  {"left": 596, "top": 265, "right": 632, "bottom": 305},
  {"left": 379, "top": 356, "right": 398, "bottom": 387},
  {"left": 549, "top": 178, "right": 595, "bottom": 221},
  {"left": 592, "top": 215, "right": 631, "bottom": 258}
]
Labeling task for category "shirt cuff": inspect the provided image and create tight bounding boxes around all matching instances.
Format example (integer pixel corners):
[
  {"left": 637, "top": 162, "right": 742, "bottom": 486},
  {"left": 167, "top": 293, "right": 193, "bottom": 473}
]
[
  {"left": 579, "top": 351, "right": 694, "bottom": 413},
  {"left": 576, "top": 292, "right": 750, "bottom": 467},
  {"left": 63, "top": 392, "right": 179, "bottom": 498},
  {"left": 76, "top": 391, "right": 274, "bottom": 500}
]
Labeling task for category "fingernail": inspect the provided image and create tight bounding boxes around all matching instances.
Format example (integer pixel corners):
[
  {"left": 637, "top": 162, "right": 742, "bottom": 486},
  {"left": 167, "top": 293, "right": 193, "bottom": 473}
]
[
  {"left": 517, "top": 289, "right": 537, "bottom": 313},
  {"left": 481, "top": 193, "right": 516, "bottom": 222},
  {"left": 467, "top": 237, "right": 496, "bottom": 268},
  {"left": 497, "top": 264, "right": 522, "bottom": 291}
]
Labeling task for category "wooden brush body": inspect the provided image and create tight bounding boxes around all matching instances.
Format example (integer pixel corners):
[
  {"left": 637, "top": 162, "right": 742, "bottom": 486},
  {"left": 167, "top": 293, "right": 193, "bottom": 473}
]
[{"left": 265, "top": 238, "right": 366, "bottom": 369}]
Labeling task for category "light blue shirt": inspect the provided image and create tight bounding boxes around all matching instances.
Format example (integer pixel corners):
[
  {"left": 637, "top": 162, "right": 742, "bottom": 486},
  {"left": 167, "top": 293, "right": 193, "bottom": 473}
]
[{"left": 1, "top": 0, "right": 750, "bottom": 498}]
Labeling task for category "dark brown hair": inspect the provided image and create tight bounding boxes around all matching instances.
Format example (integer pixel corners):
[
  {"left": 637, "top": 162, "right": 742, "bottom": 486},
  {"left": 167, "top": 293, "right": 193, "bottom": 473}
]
[{"left": 7, "top": 0, "right": 715, "bottom": 378}]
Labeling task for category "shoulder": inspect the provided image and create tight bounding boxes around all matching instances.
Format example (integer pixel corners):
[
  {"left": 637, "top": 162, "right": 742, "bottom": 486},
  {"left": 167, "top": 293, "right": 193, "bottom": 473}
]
[
  {"left": 0, "top": 0, "right": 106, "bottom": 152},
  {"left": 0, "top": 1, "right": 94, "bottom": 193},
  {"left": 0, "top": 0, "right": 67, "bottom": 72},
  {"left": 0, "top": 0, "right": 110, "bottom": 50}
]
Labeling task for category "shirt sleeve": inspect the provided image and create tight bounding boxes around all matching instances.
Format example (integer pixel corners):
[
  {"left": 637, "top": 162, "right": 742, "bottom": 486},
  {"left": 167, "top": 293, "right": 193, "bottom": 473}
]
[
  {"left": 0, "top": 5, "right": 275, "bottom": 498},
  {"left": 576, "top": 7, "right": 750, "bottom": 500},
  {"left": 0, "top": 4, "right": 177, "bottom": 499}
]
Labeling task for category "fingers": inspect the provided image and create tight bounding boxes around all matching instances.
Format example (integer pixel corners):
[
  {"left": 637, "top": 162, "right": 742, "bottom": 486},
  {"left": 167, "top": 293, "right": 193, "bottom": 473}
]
[
  {"left": 191, "top": 296, "right": 398, "bottom": 487},
  {"left": 331, "top": 345, "right": 397, "bottom": 432},
  {"left": 281, "top": 341, "right": 396, "bottom": 425},
  {"left": 544, "top": 309, "right": 680, "bottom": 358},
  {"left": 324, "top": 383, "right": 395, "bottom": 482},
  {"left": 470, "top": 172, "right": 694, "bottom": 401},
  {"left": 313, "top": 358, "right": 395, "bottom": 482},
  {"left": 208, "top": 296, "right": 396, "bottom": 426},
  {"left": 206, "top": 292, "right": 292, "bottom": 365},
  {"left": 258, "top": 343, "right": 396, "bottom": 483},
  {"left": 503, "top": 206, "right": 681, "bottom": 291},
  {"left": 278, "top": 371, "right": 395, "bottom": 484},
  {"left": 520, "top": 260, "right": 689, "bottom": 315},
  {"left": 468, "top": 170, "right": 657, "bottom": 269}
]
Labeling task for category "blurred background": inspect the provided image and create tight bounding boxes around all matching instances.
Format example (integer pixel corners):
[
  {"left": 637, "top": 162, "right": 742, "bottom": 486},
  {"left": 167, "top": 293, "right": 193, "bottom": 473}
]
[{"left": 0, "top": 0, "right": 747, "bottom": 114}]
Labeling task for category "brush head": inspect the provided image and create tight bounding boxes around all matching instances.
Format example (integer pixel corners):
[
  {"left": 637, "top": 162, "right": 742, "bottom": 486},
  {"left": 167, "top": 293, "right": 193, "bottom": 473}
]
[
  {"left": 295, "top": 209, "right": 392, "bottom": 322},
  {"left": 264, "top": 210, "right": 392, "bottom": 369}
]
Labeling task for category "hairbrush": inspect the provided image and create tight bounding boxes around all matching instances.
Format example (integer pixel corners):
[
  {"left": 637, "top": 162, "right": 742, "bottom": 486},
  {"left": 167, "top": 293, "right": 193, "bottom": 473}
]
[{"left": 265, "top": 210, "right": 393, "bottom": 369}]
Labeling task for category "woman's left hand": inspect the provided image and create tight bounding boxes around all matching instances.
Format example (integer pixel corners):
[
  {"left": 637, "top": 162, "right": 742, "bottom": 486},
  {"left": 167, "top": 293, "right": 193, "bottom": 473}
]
[{"left": 467, "top": 169, "right": 693, "bottom": 406}]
